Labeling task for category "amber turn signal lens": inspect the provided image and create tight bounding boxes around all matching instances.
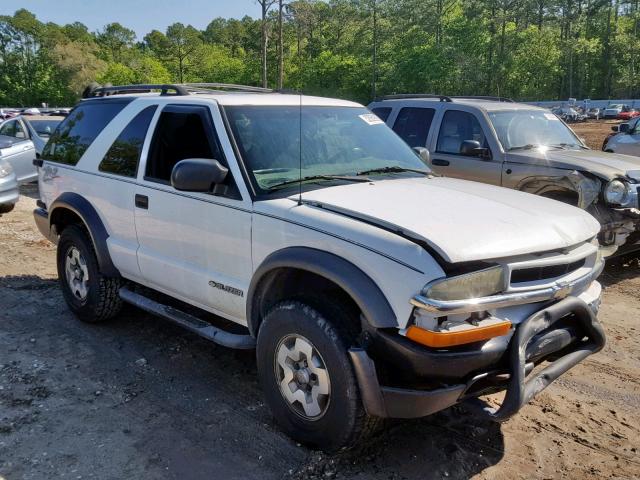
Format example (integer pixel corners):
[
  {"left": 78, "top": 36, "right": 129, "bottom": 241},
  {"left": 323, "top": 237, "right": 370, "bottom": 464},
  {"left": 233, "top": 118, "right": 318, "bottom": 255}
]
[{"left": 406, "top": 321, "right": 512, "bottom": 348}]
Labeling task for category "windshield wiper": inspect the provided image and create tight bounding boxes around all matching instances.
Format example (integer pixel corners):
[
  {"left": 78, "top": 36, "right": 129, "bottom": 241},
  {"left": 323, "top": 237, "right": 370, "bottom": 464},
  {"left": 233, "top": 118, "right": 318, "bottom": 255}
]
[
  {"left": 266, "top": 174, "right": 371, "bottom": 191},
  {"left": 508, "top": 144, "right": 541, "bottom": 151},
  {"left": 356, "top": 165, "right": 430, "bottom": 176},
  {"left": 549, "top": 143, "right": 589, "bottom": 150},
  {"left": 508, "top": 144, "right": 569, "bottom": 151}
]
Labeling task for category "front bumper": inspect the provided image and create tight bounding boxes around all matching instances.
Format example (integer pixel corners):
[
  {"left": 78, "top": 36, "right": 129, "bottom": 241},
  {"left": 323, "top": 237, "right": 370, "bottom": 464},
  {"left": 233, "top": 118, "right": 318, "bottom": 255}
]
[
  {"left": 0, "top": 173, "right": 19, "bottom": 207},
  {"left": 350, "top": 295, "right": 605, "bottom": 420}
]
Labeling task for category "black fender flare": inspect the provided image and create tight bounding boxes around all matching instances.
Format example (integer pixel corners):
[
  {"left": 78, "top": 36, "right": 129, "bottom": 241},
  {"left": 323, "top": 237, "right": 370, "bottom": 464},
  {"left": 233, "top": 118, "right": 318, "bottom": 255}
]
[
  {"left": 247, "top": 247, "right": 398, "bottom": 337},
  {"left": 49, "top": 192, "right": 120, "bottom": 277}
]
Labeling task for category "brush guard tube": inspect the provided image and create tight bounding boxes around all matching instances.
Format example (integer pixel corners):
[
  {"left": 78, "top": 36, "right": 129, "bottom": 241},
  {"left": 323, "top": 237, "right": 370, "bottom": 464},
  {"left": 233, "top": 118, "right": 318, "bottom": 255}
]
[{"left": 464, "top": 296, "right": 605, "bottom": 422}]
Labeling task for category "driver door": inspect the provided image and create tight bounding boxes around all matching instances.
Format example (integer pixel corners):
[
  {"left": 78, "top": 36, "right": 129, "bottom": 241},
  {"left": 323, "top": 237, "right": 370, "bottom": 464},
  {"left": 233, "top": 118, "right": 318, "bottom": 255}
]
[
  {"left": 134, "top": 104, "right": 252, "bottom": 323},
  {"left": 429, "top": 109, "right": 502, "bottom": 185}
]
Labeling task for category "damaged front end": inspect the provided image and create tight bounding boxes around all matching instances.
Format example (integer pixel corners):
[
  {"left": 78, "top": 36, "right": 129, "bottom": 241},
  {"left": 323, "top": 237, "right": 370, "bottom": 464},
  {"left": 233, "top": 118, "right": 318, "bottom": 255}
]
[{"left": 518, "top": 171, "right": 640, "bottom": 255}]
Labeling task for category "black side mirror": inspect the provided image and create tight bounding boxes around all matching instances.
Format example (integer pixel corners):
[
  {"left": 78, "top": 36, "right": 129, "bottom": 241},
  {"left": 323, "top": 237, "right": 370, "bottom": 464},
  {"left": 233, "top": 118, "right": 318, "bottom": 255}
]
[
  {"left": 171, "top": 158, "right": 228, "bottom": 192},
  {"left": 412, "top": 146, "right": 431, "bottom": 165},
  {"left": 460, "top": 139, "right": 488, "bottom": 158},
  {"left": 619, "top": 123, "right": 630, "bottom": 134}
]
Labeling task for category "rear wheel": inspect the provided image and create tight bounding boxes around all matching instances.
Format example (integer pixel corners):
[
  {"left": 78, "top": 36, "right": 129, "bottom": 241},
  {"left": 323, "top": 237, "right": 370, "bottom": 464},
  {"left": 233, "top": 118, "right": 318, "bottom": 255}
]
[
  {"left": 256, "top": 300, "right": 377, "bottom": 451},
  {"left": 56, "top": 224, "right": 122, "bottom": 323}
]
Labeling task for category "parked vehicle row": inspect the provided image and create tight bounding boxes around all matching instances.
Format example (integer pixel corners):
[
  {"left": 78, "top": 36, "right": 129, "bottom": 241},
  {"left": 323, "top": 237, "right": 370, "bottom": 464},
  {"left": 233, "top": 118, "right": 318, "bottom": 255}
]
[
  {"left": 369, "top": 94, "right": 640, "bottom": 256},
  {"left": 32, "top": 84, "right": 606, "bottom": 451},
  {"left": 551, "top": 106, "right": 587, "bottom": 123}
]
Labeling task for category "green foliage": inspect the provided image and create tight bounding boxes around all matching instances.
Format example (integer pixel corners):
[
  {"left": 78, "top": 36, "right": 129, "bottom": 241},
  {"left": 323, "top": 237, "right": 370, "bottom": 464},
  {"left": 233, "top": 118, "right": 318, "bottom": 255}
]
[{"left": 1, "top": 1, "right": 639, "bottom": 107}]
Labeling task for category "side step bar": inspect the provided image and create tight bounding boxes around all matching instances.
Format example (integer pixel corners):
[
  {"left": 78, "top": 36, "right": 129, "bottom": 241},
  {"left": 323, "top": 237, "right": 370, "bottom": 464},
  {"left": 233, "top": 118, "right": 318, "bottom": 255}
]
[{"left": 119, "top": 287, "right": 256, "bottom": 349}]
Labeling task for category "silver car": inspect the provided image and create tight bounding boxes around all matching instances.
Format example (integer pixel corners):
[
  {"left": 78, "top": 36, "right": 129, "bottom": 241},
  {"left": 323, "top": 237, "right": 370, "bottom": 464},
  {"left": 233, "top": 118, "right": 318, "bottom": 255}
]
[
  {"left": 0, "top": 130, "right": 37, "bottom": 184},
  {"left": 0, "top": 115, "right": 63, "bottom": 156},
  {"left": 0, "top": 157, "right": 18, "bottom": 214},
  {"left": 605, "top": 117, "right": 640, "bottom": 157}
]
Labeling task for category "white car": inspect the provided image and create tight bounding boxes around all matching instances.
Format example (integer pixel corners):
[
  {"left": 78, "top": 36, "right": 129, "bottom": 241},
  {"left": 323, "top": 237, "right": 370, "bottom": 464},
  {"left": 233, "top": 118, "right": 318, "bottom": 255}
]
[
  {"left": 603, "top": 104, "right": 624, "bottom": 119},
  {"left": 605, "top": 117, "right": 640, "bottom": 156},
  {"left": 34, "top": 83, "right": 605, "bottom": 451}
]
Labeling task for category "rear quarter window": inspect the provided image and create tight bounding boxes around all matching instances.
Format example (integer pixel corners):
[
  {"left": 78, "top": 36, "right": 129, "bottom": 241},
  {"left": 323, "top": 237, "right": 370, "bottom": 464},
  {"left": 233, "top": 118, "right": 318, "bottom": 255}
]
[
  {"left": 42, "top": 100, "right": 130, "bottom": 166},
  {"left": 371, "top": 107, "right": 392, "bottom": 122}
]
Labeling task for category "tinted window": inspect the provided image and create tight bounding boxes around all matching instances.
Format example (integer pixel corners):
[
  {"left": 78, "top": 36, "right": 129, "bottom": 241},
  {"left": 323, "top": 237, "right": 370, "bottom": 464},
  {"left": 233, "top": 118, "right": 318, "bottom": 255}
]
[
  {"left": 436, "top": 110, "right": 486, "bottom": 154},
  {"left": 99, "top": 106, "right": 157, "bottom": 177},
  {"left": 371, "top": 107, "right": 392, "bottom": 122},
  {"left": 42, "top": 101, "right": 129, "bottom": 165},
  {"left": 392, "top": 107, "right": 435, "bottom": 148},
  {"left": 146, "top": 106, "right": 225, "bottom": 184}
]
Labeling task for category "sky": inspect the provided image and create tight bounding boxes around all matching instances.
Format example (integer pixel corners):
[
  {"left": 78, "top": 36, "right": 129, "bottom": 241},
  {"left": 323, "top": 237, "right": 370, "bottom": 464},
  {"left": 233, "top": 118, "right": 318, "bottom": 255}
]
[{"left": 1, "top": 0, "right": 262, "bottom": 38}]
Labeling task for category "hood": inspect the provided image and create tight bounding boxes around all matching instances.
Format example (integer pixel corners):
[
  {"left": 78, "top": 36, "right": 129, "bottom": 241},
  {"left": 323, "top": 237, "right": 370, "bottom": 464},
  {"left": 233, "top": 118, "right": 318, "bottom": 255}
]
[
  {"left": 294, "top": 176, "right": 600, "bottom": 264},
  {"left": 508, "top": 148, "right": 640, "bottom": 180}
]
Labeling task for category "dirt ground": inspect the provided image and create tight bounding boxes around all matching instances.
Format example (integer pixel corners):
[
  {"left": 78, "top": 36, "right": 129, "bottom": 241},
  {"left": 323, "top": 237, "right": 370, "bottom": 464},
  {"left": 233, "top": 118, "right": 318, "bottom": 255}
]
[
  {"left": 571, "top": 119, "right": 620, "bottom": 150},
  {"left": 1, "top": 184, "right": 639, "bottom": 480}
]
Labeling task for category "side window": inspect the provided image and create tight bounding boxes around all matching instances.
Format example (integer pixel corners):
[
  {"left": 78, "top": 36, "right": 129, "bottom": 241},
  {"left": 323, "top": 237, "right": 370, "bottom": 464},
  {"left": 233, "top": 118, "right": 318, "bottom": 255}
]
[
  {"left": 14, "top": 121, "right": 26, "bottom": 139},
  {"left": 0, "top": 120, "right": 16, "bottom": 137},
  {"left": 42, "top": 101, "right": 129, "bottom": 166},
  {"left": 145, "top": 105, "right": 237, "bottom": 197},
  {"left": 436, "top": 110, "right": 486, "bottom": 155},
  {"left": 99, "top": 106, "right": 157, "bottom": 178},
  {"left": 371, "top": 107, "right": 392, "bottom": 122},
  {"left": 392, "top": 107, "right": 435, "bottom": 148}
]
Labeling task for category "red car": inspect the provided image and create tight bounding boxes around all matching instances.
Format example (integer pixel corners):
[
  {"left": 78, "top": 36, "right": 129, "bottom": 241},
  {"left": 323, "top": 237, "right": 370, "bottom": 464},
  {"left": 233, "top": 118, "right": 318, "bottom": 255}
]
[{"left": 617, "top": 108, "right": 640, "bottom": 120}]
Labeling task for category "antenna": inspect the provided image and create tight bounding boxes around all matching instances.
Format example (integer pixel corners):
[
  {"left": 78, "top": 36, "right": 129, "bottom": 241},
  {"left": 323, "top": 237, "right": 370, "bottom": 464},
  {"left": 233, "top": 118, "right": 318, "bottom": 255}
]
[{"left": 298, "top": 90, "right": 303, "bottom": 206}]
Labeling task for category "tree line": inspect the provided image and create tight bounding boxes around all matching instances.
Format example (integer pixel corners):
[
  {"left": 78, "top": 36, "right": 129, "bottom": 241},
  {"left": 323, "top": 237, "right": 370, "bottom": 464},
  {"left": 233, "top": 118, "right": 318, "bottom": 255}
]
[{"left": 0, "top": 0, "right": 638, "bottom": 107}]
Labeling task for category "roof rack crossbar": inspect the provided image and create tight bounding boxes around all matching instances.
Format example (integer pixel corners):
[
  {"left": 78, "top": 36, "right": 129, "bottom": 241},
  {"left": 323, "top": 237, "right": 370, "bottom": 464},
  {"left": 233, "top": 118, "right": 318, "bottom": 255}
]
[
  {"left": 84, "top": 82, "right": 275, "bottom": 99},
  {"left": 182, "top": 83, "right": 273, "bottom": 93},
  {"left": 85, "top": 84, "right": 189, "bottom": 98},
  {"left": 375, "top": 94, "right": 453, "bottom": 102},
  {"left": 450, "top": 95, "right": 514, "bottom": 102}
]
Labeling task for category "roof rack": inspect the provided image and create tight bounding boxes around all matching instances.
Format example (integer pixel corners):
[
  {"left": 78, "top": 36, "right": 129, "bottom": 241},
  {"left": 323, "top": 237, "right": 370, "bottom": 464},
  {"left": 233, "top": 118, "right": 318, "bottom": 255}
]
[
  {"left": 375, "top": 94, "right": 515, "bottom": 103},
  {"left": 183, "top": 83, "right": 273, "bottom": 93},
  {"left": 376, "top": 94, "right": 452, "bottom": 102},
  {"left": 450, "top": 96, "right": 514, "bottom": 103},
  {"left": 83, "top": 83, "right": 274, "bottom": 99}
]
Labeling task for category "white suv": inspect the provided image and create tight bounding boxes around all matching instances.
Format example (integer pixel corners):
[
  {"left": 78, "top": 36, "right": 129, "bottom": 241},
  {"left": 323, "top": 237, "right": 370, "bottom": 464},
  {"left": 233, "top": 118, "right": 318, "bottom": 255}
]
[{"left": 34, "top": 84, "right": 605, "bottom": 451}]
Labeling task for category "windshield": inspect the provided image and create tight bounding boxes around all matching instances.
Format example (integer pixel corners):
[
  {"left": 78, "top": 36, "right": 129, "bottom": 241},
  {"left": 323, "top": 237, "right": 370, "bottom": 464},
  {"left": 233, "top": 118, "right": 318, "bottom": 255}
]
[
  {"left": 28, "top": 119, "right": 62, "bottom": 138},
  {"left": 224, "top": 105, "right": 429, "bottom": 194},
  {"left": 488, "top": 110, "right": 584, "bottom": 151}
]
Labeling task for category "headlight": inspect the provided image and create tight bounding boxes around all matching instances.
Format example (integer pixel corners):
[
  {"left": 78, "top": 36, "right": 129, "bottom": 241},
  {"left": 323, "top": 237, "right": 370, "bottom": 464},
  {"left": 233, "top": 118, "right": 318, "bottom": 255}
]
[
  {"left": 0, "top": 162, "right": 13, "bottom": 178},
  {"left": 604, "top": 179, "right": 630, "bottom": 205},
  {"left": 424, "top": 266, "right": 505, "bottom": 301}
]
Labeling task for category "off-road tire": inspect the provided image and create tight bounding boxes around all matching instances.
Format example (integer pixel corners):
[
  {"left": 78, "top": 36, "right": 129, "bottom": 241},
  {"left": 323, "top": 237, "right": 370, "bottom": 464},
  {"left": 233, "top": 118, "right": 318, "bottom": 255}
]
[
  {"left": 256, "top": 300, "right": 379, "bottom": 452},
  {"left": 56, "top": 224, "right": 122, "bottom": 323}
]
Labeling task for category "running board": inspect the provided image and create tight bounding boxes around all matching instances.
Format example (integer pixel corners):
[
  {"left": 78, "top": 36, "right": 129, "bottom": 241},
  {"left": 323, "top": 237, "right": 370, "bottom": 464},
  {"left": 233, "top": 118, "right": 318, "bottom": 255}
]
[{"left": 119, "top": 287, "right": 256, "bottom": 349}]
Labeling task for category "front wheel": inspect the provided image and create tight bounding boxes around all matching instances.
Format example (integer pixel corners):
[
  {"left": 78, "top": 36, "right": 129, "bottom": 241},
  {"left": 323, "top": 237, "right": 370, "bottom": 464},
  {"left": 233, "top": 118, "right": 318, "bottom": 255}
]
[
  {"left": 256, "top": 300, "right": 377, "bottom": 451},
  {"left": 56, "top": 224, "right": 122, "bottom": 323}
]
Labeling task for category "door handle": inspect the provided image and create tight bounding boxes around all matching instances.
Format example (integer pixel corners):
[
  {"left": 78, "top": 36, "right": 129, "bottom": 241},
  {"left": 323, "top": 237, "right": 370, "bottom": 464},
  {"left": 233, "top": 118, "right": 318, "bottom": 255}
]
[
  {"left": 135, "top": 194, "right": 149, "bottom": 209},
  {"left": 432, "top": 159, "right": 450, "bottom": 166},
  {"left": 23, "top": 145, "right": 31, "bottom": 151}
]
